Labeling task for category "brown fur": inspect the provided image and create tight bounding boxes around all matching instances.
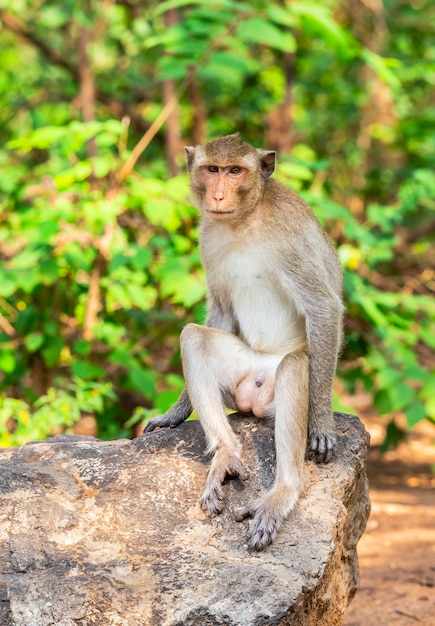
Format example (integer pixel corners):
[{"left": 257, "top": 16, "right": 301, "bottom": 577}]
[{"left": 145, "top": 135, "right": 343, "bottom": 550}]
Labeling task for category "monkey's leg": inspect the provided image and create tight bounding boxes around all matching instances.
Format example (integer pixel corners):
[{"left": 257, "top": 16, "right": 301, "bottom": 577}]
[
  {"left": 236, "top": 351, "right": 309, "bottom": 550},
  {"left": 143, "top": 388, "right": 192, "bottom": 433},
  {"left": 181, "top": 323, "right": 254, "bottom": 514}
]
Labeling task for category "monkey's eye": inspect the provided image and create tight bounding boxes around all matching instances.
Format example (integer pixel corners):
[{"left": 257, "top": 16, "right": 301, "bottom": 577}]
[
  {"left": 229, "top": 166, "right": 242, "bottom": 175},
  {"left": 207, "top": 165, "right": 219, "bottom": 173}
]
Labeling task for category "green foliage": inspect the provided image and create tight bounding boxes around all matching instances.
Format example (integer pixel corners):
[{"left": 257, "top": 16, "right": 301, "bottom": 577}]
[
  {"left": 0, "top": 0, "right": 434, "bottom": 448},
  {"left": 0, "top": 379, "right": 116, "bottom": 446}
]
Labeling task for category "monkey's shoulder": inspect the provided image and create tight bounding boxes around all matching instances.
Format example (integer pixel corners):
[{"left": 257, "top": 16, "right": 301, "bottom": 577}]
[{"left": 265, "top": 179, "right": 314, "bottom": 214}]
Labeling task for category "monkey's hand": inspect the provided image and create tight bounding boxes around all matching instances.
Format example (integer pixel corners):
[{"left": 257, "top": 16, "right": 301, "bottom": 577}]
[
  {"left": 307, "top": 428, "right": 336, "bottom": 464},
  {"left": 143, "top": 389, "right": 192, "bottom": 433},
  {"left": 201, "top": 452, "right": 249, "bottom": 515},
  {"left": 236, "top": 483, "right": 298, "bottom": 551},
  {"left": 143, "top": 412, "right": 187, "bottom": 433}
]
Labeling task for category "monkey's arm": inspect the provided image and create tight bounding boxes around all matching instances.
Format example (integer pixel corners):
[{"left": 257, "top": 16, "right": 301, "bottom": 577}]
[
  {"left": 204, "top": 293, "right": 236, "bottom": 333},
  {"left": 281, "top": 245, "right": 343, "bottom": 463},
  {"left": 304, "top": 298, "right": 342, "bottom": 462}
]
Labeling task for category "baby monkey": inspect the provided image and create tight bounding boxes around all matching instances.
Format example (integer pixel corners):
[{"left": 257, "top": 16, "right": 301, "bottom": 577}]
[{"left": 145, "top": 134, "right": 343, "bottom": 550}]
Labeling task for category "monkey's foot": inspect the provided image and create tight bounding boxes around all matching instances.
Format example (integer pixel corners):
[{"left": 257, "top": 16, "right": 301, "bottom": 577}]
[
  {"left": 143, "top": 413, "right": 185, "bottom": 433},
  {"left": 235, "top": 484, "right": 298, "bottom": 551},
  {"left": 307, "top": 431, "right": 336, "bottom": 464},
  {"left": 235, "top": 500, "right": 284, "bottom": 551},
  {"left": 201, "top": 455, "right": 249, "bottom": 515}
]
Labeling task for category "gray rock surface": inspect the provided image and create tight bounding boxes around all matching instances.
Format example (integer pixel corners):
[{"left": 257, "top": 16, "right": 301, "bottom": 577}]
[{"left": 0, "top": 413, "right": 370, "bottom": 626}]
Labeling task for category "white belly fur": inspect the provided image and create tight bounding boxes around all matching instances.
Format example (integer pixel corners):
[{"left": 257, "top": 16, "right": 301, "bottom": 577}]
[{"left": 218, "top": 247, "right": 307, "bottom": 355}]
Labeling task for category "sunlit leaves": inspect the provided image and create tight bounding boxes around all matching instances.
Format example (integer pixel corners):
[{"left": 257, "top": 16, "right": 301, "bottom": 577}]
[
  {"left": 237, "top": 18, "right": 296, "bottom": 53},
  {"left": 361, "top": 50, "right": 402, "bottom": 90}
]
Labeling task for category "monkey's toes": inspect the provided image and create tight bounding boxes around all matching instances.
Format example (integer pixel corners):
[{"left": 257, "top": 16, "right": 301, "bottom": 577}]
[
  {"left": 201, "top": 484, "right": 224, "bottom": 515},
  {"left": 248, "top": 509, "right": 281, "bottom": 551},
  {"left": 308, "top": 433, "right": 336, "bottom": 463},
  {"left": 235, "top": 503, "right": 254, "bottom": 522}
]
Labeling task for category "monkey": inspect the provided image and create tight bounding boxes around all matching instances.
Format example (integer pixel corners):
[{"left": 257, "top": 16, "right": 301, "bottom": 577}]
[{"left": 144, "top": 133, "right": 343, "bottom": 550}]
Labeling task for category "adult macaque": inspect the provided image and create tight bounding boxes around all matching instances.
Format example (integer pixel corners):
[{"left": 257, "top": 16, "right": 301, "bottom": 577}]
[{"left": 144, "top": 134, "right": 343, "bottom": 550}]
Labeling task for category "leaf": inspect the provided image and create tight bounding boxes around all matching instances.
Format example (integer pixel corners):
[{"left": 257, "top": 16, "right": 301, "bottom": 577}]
[
  {"left": 374, "top": 389, "right": 393, "bottom": 415},
  {"left": 128, "top": 368, "right": 156, "bottom": 397},
  {"left": 131, "top": 248, "right": 153, "bottom": 271},
  {"left": 11, "top": 247, "right": 43, "bottom": 270},
  {"left": 387, "top": 383, "right": 415, "bottom": 412},
  {"left": 237, "top": 18, "right": 296, "bottom": 53},
  {"left": 110, "top": 348, "right": 136, "bottom": 368},
  {"left": 8, "top": 126, "right": 67, "bottom": 151},
  {"left": 41, "top": 336, "right": 64, "bottom": 368},
  {"left": 0, "top": 351, "right": 16, "bottom": 373},
  {"left": 155, "top": 390, "right": 180, "bottom": 413},
  {"left": 73, "top": 340, "right": 92, "bottom": 356},
  {"left": 380, "top": 419, "right": 405, "bottom": 452},
  {"left": 359, "top": 296, "right": 388, "bottom": 328},
  {"left": 126, "top": 283, "right": 157, "bottom": 310},
  {"left": 277, "top": 162, "right": 313, "bottom": 182},
  {"left": 208, "top": 52, "right": 251, "bottom": 76},
  {"left": 151, "top": 0, "right": 205, "bottom": 18},
  {"left": 39, "top": 6, "right": 68, "bottom": 28},
  {"left": 405, "top": 403, "right": 426, "bottom": 428},
  {"left": 160, "top": 269, "right": 205, "bottom": 307},
  {"left": 361, "top": 50, "right": 402, "bottom": 90},
  {"left": 72, "top": 361, "right": 105, "bottom": 380},
  {"left": 109, "top": 253, "right": 131, "bottom": 272},
  {"left": 421, "top": 374, "right": 435, "bottom": 398},
  {"left": 420, "top": 327, "right": 435, "bottom": 349},
  {"left": 291, "top": 3, "right": 352, "bottom": 52},
  {"left": 39, "top": 259, "right": 59, "bottom": 286},
  {"left": 24, "top": 333, "right": 44, "bottom": 353},
  {"left": 426, "top": 396, "right": 435, "bottom": 420},
  {"left": 0, "top": 274, "right": 16, "bottom": 298},
  {"left": 267, "top": 5, "right": 297, "bottom": 28},
  {"left": 156, "top": 57, "right": 191, "bottom": 81}
]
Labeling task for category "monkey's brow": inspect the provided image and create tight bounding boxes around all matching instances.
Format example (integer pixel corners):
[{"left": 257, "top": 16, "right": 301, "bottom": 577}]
[{"left": 202, "top": 163, "right": 243, "bottom": 169}]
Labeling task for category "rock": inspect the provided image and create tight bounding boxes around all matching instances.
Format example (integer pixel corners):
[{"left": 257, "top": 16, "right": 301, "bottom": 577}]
[{"left": 0, "top": 413, "right": 370, "bottom": 626}]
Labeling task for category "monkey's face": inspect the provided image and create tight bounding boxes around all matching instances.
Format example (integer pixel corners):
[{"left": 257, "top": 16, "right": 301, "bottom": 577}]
[
  {"left": 198, "top": 163, "right": 257, "bottom": 221},
  {"left": 185, "top": 136, "right": 275, "bottom": 223}
]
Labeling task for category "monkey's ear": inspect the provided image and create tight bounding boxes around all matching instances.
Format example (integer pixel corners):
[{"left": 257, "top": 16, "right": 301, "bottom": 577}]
[
  {"left": 259, "top": 150, "right": 276, "bottom": 179},
  {"left": 185, "top": 146, "right": 196, "bottom": 171}
]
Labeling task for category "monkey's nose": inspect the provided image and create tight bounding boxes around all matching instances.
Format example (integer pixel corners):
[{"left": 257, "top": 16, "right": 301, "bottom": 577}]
[{"left": 214, "top": 191, "right": 224, "bottom": 201}]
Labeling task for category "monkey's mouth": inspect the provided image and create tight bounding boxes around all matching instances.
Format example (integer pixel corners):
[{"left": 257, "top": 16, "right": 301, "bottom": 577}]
[{"left": 206, "top": 209, "right": 234, "bottom": 215}]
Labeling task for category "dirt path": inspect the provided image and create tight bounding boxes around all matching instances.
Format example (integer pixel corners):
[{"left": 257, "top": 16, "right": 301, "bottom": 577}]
[{"left": 343, "top": 413, "right": 435, "bottom": 626}]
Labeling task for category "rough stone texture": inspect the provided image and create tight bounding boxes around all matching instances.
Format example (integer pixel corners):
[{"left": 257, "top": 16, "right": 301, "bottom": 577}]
[{"left": 0, "top": 413, "right": 370, "bottom": 626}]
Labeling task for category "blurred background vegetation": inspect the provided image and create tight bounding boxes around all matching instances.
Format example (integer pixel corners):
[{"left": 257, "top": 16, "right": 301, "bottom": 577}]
[{"left": 0, "top": 0, "right": 434, "bottom": 447}]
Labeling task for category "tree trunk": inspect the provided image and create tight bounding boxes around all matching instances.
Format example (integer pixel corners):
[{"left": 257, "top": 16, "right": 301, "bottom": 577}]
[
  {"left": 163, "top": 9, "right": 181, "bottom": 176},
  {"left": 266, "top": 52, "right": 294, "bottom": 154},
  {"left": 187, "top": 70, "right": 207, "bottom": 145},
  {"left": 77, "top": 27, "right": 97, "bottom": 159}
]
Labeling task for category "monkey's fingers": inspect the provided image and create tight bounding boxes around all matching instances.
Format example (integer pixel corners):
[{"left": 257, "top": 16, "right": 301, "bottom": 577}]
[
  {"left": 308, "top": 433, "right": 336, "bottom": 464},
  {"left": 143, "top": 414, "right": 183, "bottom": 433}
]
